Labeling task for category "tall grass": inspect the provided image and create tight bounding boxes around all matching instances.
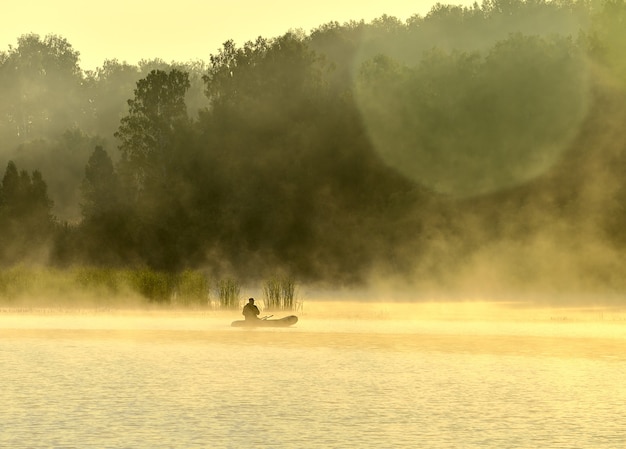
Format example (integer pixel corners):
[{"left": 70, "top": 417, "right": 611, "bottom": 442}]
[
  {"left": 0, "top": 266, "right": 212, "bottom": 306},
  {"left": 126, "top": 269, "right": 177, "bottom": 303},
  {"left": 262, "top": 276, "right": 297, "bottom": 311},
  {"left": 263, "top": 278, "right": 282, "bottom": 310},
  {"left": 174, "top": 270, "right": 210, "bottom": 306},
  {"left": 74, "top": 267, "right": 126, "bottom": 296},
  {"left": 0, "top": 266, "right": 80, "bottom": 303},
  {"left": 216, "top": 278, "right": 240, "bottom": 309},
  {"left": 0, "top": 267, "right": 302, "bottom": 311},
  {"left": 0, "top": 266, "right": 43, "bottom": 300}
]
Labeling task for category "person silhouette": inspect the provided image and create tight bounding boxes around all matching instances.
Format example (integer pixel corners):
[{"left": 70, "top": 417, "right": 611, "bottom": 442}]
[{"left": 242, "top": 298, "right": 260, "bottom": 321}]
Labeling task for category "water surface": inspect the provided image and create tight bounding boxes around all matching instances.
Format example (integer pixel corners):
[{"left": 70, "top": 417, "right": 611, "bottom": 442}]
[{"left": 1, "top": 303, "right": 625, "bottom": 448}]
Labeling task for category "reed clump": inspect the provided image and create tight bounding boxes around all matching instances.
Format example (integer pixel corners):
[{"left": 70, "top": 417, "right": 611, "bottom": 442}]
[
  {"left": 0, "top": 266, "right": 43, "bottom": 299},
  {"left": 0, "top": 266, "right": 212, "bottom": 306},
  {"left": 0, "top": 267, "right": 304, "bottom": 311},
  {"left": 174, "top": 270, "right": 210, "bottom": 306},
  {"left": 262, "top": 276, "right": 297, "bottom": 311},
  {"left": 0, "top": 266, "right": 79, "bottom": 302},
  {"left": 125, "top": 269, "right": 177, "bottom": 303},
  {"left": 74, "top": 267, "right": 126, "bottom": 296},
  {"left": 216, "top": 278, "right": 240, "bottom": 309}
]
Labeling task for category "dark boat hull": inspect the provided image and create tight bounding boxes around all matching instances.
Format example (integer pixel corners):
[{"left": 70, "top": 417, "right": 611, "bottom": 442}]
[{"left": 231, "top": 315, "right": 298, "bottom": 327}]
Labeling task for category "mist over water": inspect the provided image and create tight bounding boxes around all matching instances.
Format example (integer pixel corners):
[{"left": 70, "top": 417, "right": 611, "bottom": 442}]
[{"left": 2, "top": 301, "right": 625, "bottom": 448}]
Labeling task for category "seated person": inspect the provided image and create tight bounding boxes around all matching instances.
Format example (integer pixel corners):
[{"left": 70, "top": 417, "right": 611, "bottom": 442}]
[{"left": 242, "top": 298, "right": 260, "bottom": 320}]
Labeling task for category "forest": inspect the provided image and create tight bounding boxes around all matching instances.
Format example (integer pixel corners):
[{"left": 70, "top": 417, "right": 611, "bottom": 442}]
[{"left": 1, "top": 0, "right": 626, "bottom": 302}]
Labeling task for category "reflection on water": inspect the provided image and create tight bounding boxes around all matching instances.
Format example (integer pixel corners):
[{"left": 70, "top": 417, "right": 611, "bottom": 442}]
[{"left": 1, "top": 302, "right": 625, "bottom": 448}]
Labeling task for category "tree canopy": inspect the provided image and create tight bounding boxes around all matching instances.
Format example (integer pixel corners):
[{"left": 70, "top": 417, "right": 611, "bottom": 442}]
[{"left": 1, "top": 0, "right": 626, "bottom": 295}]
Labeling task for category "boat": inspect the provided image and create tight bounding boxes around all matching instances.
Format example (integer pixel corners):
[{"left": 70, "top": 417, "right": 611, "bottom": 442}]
[{"left": 231, "top": 315, "right": 298, "bottom": 327}]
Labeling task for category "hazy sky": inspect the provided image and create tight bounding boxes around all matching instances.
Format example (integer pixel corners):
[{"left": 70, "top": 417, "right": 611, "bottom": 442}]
[{"left": 1, "top": 0, "right": 466, "bottom": 71}]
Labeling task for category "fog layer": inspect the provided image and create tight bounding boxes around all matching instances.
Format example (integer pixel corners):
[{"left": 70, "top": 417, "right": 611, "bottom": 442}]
[{"left": 1, "top": 0, "right": 626, "bottom": 299}]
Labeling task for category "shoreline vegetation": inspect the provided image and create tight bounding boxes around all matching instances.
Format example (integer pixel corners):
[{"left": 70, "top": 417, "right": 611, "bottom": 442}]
[{"left": 0, "top": 266, "right": 300, "bottom": 311}]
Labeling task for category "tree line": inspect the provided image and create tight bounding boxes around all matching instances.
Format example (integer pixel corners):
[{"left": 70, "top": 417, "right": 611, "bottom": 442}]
[{"left": 2, "top": 0, "right": 626, "bottom": 294}]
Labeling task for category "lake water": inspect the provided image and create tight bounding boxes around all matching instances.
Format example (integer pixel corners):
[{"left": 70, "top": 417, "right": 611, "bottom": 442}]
[{"left": 1, "top": 302, "right": 626, "bottom": 448}]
